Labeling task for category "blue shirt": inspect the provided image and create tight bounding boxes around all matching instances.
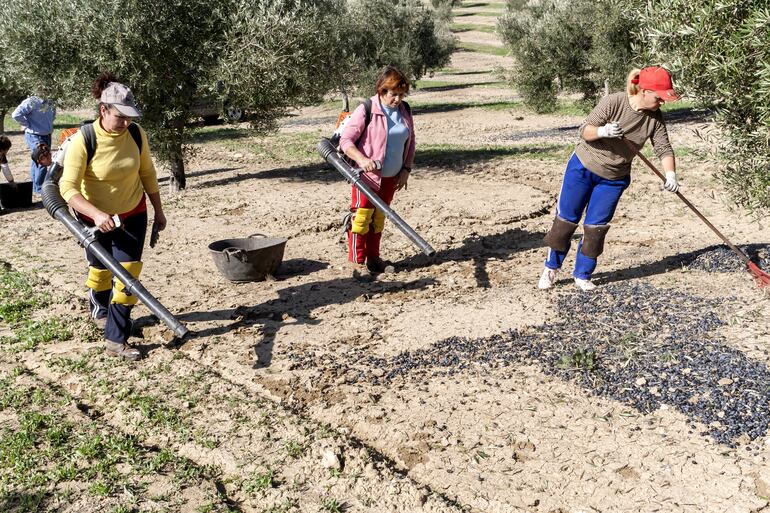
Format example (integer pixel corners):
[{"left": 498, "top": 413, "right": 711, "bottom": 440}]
[
  {"left": 380, "top": 104, "right": 410, "bottom": 177},
  {"left": 12, "top": 96, "right": 56, "bottom": 135}
]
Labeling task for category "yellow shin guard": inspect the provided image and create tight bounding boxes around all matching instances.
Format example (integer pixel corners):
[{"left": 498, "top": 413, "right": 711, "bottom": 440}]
[
  {"left": 85, "top": 267, "right": 112, "bottom": 292},
  {"left": 372, "top": 209, "right": 386, "bottom": 233},
  {"left": 111, "top": 261, "right": 144, "bottom": 306},
  {"left": 351, "top": 208, "right": 375, "bottom": 235}
]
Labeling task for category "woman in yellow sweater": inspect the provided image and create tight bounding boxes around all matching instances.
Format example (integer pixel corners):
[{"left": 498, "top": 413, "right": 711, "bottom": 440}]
[{"left": 60, "top": 72, "right": 166, "bottom": 361}]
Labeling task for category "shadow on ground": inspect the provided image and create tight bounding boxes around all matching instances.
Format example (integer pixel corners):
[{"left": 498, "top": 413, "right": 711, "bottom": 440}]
[
  {"left": 398, "top": 227, "right": 547, "bottom": 288},
  {"left": 417, "top": 144, "right": 569, "bottom": 168},
  {"left": 593, "top": 243, "right": 770, "bottom": 285},
  {"left": 177, "top": 274, "right": 437, "bottom": 367},
  {"left": 158, "top": 166, "right": 239, "bottom": 184},
  {"left": 412, "top": 101, "right": 519, "bottom": 115},
  {"left": 195, "top": 163, "right": 334, "bottom": 188}
]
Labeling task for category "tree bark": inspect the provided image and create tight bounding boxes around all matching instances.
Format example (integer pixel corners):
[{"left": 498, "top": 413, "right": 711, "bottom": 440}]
[
  {"left": 342, "top": 92, "right": 349, "bottom": 112},
  {"left": 167, "top": 141, "right": 186, "bottom": 192},
  {"left": 0, "top": 109, "right": 7, "bottom": 134}
]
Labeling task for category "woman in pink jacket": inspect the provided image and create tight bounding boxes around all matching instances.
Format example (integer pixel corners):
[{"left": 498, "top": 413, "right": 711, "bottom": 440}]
[{"left": 340, "top": 66, "right": 416, "bottom": 279}]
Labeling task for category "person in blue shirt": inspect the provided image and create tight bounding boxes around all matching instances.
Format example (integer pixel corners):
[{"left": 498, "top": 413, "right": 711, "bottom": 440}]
[{"left": 12, "top": 94, "right": 56, "bottom": 194}]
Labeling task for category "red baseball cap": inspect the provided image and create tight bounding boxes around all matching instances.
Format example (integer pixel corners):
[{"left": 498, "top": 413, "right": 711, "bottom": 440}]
[{"left": 637, "top": 66, "right": 680, "bottom": 102}]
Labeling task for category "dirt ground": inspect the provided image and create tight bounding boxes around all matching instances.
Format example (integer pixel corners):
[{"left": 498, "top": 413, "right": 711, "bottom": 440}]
[{"left": 3, "top": 7, "right": 770, "bottom": 513}]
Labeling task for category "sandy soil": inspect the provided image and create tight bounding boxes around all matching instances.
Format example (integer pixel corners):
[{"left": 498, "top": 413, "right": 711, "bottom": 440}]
[{"left": 2, "top": 4, "right": 770, "bottom": 513}]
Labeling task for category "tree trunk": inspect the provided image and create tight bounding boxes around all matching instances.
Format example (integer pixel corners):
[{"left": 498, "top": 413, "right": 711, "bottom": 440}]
[
  {"left": 342, "top": 92, "right": 349, "bottom": 112},
  {"left": 167, "top": 142, "right": 186, "bottom": 192},
  {"left": 0, "top": 109, "right": 6, "bottom": 134}
]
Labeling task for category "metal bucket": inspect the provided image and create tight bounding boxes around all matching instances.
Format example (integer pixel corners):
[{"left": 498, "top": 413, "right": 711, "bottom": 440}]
[{"left": 208, "top": 233, "right": 287, "bottom": 282}]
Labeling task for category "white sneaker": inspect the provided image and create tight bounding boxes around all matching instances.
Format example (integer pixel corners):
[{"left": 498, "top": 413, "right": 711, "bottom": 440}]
[
  {"left": 538, "top": 267, "right": 559, "bottom": 289},
  {"left": 574, "top": 277, "right": 597, "bottom": 291}
]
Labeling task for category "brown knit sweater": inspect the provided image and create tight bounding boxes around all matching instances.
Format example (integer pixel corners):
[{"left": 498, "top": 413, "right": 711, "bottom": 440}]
[{"left": 575, "top": 92, "right": 674, "bottom": 180}]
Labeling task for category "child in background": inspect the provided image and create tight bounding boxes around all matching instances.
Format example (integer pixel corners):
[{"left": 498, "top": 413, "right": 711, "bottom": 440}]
[{"left": 31, "top": 142, "right": 52, "bottom": 168}]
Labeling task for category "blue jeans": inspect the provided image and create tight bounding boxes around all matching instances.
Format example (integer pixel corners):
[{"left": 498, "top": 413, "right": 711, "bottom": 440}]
[
  {"left": 545, "top": 153, "right": 630, "bottom": 279},
  {"left": 24, "top": 132, "right": 51, "bottom": 193}
]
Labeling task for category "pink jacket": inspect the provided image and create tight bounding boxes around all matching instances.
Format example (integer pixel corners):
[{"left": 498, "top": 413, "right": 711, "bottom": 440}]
[{"left": 339, "top": 95, "right": 416, "bottom": 187}]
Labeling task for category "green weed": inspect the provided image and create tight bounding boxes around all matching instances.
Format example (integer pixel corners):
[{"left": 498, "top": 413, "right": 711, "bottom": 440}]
[
  {"left": 417, "top": 143, "right": 572, "bottom": 168},
  {"left": 459, "top": 1, "right": 506, "bottom": 7},
  {"left": 450, "top": 22, "right": 496, "bottom": 33},
  {"left": 454, "top": 10, "right": 505, "bottom": 17},
  {"left": 457, "top": 42, "right": 509, "bottom": 56},
  {"left": 284, "top": 440, "right": 305, "bottom": 459},
  {"left": 194, "top": 129, "right": 322, "bottom": 164},
  {"left": 109, "top": 505, "right": 135, "bottom": 513},
  {"left": 0, "top": 267, "right": 51, "bottom": 324},
  {"left": 321, "top": 497, "right": 345, "bottom": 513},
  {"left": 9, "top": 317, "right": 74, "bottom": 351},
  {"left": 558, "top": 348, "right": 598, "bottom": 371},
  {"left": 244, "top": 469, "right": 275, "bottom": 493},
  {"left": 131, "top": 394, "right": 183, "bottom": 430},
  {"left": 262, "top": 500, "right": 296, "bottom": 513}
]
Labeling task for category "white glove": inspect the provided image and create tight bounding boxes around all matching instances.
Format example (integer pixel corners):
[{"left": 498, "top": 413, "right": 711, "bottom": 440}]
[
  {"left": 1, "top": 163, "right": 13, "bottom": 183},
  {"left": 663, "top": 170, "right": 679, "bottom": 193},
  {"left": 596, "top": 122, "right": 623, "bottom": 139}
]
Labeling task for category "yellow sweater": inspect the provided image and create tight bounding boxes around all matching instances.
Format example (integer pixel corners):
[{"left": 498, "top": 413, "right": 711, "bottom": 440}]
[{"left": 60, "top": 120, "right": 159, "bottom": 215}]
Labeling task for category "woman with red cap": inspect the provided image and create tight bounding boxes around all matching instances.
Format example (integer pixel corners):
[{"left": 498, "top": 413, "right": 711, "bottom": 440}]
[{"left": 538, "top": 66, "right": 681, "bottom": 291}]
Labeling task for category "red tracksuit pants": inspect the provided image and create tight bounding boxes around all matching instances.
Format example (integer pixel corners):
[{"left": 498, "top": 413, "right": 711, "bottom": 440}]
[{"left": 348, "top": 176, "right": 398, "bottom": 264}]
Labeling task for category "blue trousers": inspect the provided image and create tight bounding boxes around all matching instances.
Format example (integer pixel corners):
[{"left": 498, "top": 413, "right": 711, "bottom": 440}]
[
  {"left": 545, "top": 153, "right": 630, "bottom": 279},
  {"left": 84, "top": 211, "right": 147, "bottom": 343},
  {"left": 24, "top": 132, "right": 51, "bottom": 193}
]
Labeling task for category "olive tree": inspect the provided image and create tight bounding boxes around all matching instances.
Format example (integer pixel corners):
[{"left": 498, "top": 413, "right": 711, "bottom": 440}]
[
  {"left": 0, "top": 1, "right": 69, "bottom": 133},
  {"left": 497, "top": 0, "right": 635, "bottom": 112},
  {"left": 431, "top": 0, "right": 461, "bottom": 23},
  {"left": 1, "top": 0, "right": 452, "bottom": 190},
  {"left": 0, "top": 0, "right": 229, "bottom": 191},
  {"left": 0, "top": 67, "right": 25, "bottom": 134},
  {"left": 637, "top": 0, "right": 770, "bottom": 211},
  {"left": 213, "top": 0, "right": 348, "bottom": 134},
  {"left": 340, "top": 0, "right": 455, "bottom": 100}
]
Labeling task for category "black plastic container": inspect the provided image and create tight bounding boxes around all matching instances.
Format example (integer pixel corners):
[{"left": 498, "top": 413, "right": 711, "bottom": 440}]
[{"left": 0, "top": 181, "right": 33, "bottom": 209}]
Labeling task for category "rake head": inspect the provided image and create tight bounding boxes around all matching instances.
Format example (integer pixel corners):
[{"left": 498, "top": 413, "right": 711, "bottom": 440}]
[{"left": 748, "top": 261, "right": 770, "bottom": 288}]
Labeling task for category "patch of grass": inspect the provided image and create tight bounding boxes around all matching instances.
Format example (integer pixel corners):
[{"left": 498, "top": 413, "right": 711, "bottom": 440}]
[
  {"left": 0, "top": 380, "right": 201, "bottom": 507},
  {"left": 457, "top": 41, "right": 509, "bottom": 56},
  {"left": 191, "top": 126, "right": 254, "bottom": 144},
  {"left": 130, "top": 393, "right": 184, "bottom": 430},
  {"left": 0, "top": 266, "right": 51, "bottom": 324},
  {"left": 262, "top": 500, "right": 297, "bottom": 513},
  {"left": 283, "top": 440, "right": 305, "bottom": 459},
  {"left": 409, "top": 100, "right": 524, "bottom": 115},
  {"left": 417, "top": 143, "right": 572, "bottom": 167},
  {"left": 243, "top": 468, "right": 275, "bottom": 493},
  {"left": 414, "top": 79, "right": 457, "bottom": 89},
  {"left": 454, "top": 10, "right": 505, "bottom": 17},
  {"left": 459, "top": 1, "right": 506, "bottom": 8},
  {"left": 6, "top": 317, "right": 74, "bottom": 351},
  {"left": 321, "top": 497, "right": 346, "bottom": 513},
  {"left": 558, "top": 348, "right": 598, "bottom": 371},
  {"left": 196, "top": 129, "right": 323, "bottom": 164},
  {"left": 109, "top": 505, "right": 135, "bottom": 513},
  {"left": 450, "top": 23, "right": 496, "bottom": 33}
]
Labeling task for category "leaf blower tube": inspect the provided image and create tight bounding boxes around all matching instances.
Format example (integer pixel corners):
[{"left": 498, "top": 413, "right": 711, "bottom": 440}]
[
  {"left": 41, "top": 159, "right": 189, "bottom": 339},
  {"left": 317, "top": 138, "right": 436, "bottom": 257}
]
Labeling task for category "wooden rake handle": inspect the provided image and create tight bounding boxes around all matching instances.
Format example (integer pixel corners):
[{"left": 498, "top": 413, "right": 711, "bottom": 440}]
[{"left": 622, "top": 137, "right": 751, "bottom": 266}]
